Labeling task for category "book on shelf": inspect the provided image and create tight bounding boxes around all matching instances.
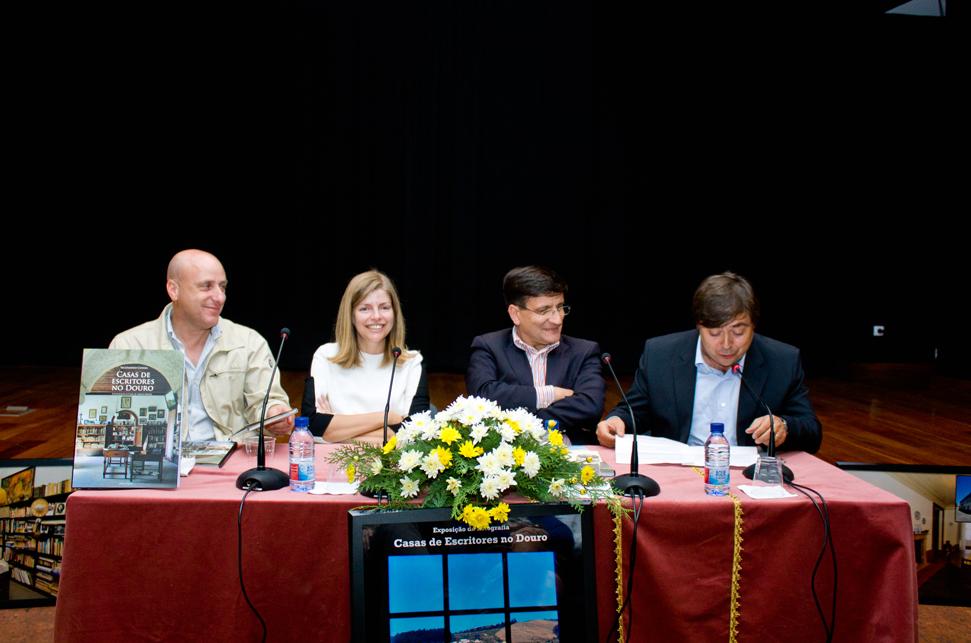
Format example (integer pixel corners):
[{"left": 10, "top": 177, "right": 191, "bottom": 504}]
[
  {"left": 11, "top": 567, "right": 32, "bottom": 584},
  {"left": 73, "top": 349, "right": 185, "bottom": 490}
]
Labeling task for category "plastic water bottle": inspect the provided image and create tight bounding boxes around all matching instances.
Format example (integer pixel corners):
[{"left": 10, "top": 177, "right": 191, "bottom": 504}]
[
  {"left": 289, "top": 416, "right": 315, "bottom": 492},
  {"left": 704, "top": 422, "right": 730, "bottom": 496}
]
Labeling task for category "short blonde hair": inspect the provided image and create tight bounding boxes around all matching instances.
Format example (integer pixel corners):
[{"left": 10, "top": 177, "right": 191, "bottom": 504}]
[{"left": 330, "top": 270, "right": 411, "bottom": 368}]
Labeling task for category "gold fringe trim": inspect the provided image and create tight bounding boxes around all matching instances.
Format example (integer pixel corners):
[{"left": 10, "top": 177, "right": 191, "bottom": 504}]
[
  {"left": 613, "top": 512, "right": 625, "bottom": 642},
  {"left": 691, "top": 466, "right": 744, "bottom": 643},
  {"left": 729, "top": 492, "right": 744, "bottom": 643}
]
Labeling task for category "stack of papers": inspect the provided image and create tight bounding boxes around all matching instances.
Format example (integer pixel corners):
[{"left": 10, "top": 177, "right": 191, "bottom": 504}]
[{"left": 614, "top": 435, "right": 759, "bottom": 468}]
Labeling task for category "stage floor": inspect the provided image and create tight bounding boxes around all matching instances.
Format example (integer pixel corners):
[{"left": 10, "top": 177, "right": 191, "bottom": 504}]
[{"left": 1, "top": 365, "right": 970, "bottom": 466}]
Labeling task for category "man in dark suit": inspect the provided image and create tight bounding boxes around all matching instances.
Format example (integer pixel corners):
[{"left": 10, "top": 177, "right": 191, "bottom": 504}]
[
  {"left": 466, "top": 266, "right": 605, "bottom": 444},
  {"left": 596, "top": 272, "right": 822, "bottom": 453}
]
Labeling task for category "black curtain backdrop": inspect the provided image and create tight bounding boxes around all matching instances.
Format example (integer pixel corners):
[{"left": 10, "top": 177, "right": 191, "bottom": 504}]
[{"left": 3, "top": 3, "right": 964, "bottom": 378}]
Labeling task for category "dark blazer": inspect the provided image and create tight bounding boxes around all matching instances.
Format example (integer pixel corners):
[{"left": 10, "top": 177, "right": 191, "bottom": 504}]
[
  {"left": 606, "top": 330, "right": 822, "bottom": 453},
  {"left": 466, "top": 329, "right": 605, "bottom": 444}
]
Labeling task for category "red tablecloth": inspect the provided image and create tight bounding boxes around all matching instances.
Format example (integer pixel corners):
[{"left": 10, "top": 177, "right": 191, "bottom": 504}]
[{"left": 53, "top": 446, "right": 916, "bottom": 642}]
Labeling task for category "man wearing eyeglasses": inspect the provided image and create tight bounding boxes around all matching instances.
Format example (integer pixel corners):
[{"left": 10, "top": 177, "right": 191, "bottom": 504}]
[{"left": 466, "top": 266, "right": 605, "bottom": 444}]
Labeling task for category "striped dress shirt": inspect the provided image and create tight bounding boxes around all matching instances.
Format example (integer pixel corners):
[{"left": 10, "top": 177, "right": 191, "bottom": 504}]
[{"left": 511, "top": 327, "right": 560, "bottom": 409}]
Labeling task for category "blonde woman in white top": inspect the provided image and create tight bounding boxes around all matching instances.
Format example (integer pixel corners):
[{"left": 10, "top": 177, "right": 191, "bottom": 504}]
[{"left": 305, "top": 270, "right": 428, "bottom": 443}]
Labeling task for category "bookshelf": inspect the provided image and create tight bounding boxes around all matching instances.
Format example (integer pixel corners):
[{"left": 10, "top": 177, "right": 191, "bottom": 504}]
[
  {"left": 75, "top": 425, "right": 106, "bottom": 453},
  {"left": 106, "top": 423, "right": 136, "bottom": 447},
  {"left": 1, "top": 480, "right": 72, "bottom": 599},
  {"left": 142, "top": 422, "right": 167, "bottom": 453}
]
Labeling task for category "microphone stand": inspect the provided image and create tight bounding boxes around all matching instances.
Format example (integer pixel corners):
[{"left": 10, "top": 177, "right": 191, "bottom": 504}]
[
  {"left": 383, "top": 347, "right": 401, "bottom": 447},
  {"left": 732, "top": 364, "right": 794, "bottom": 483},
  {"left": 236, "top": 328, "right": 292, "bottom": 491},
  {"left": 602, "top": 353, "right": 660, "bottom": 498},
  {"left": 360, "top": 346, "right": 401, "bottom": 502}
]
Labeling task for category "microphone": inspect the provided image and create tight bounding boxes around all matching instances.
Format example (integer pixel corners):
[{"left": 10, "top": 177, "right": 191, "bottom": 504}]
[
  {"left": 359, "top": 346, "right": 402, "bottom": 502},
  {"left": 731, "top": 363, "right": 794, "bottom": 483},
  {"left": 602, "top": 353, "right": 659, "bottom": 498},
  {"left": 236, "top": 328, "right": 292, "bottom": 491},
  {"left": 383, "top": 346, "right": 402, "bottom": 446}
]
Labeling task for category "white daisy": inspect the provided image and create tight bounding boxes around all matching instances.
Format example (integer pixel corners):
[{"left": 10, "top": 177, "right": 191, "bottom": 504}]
[
  {"left": 494, "top": 469, "right": 516, "bottom": 492},
  {"left": 470, "top": 423, "right": 489, "bottom": 444},
  {"left": 420, "top": 451, "right": 446, "bottom": 479},
  {"left": 446, "top": 477, "right": 462, "bottom": 495},
  {"left": 400, "top": 477, "right": 420, "bottom": 498},
  {"left": 479, "top": 476, "right": 501, "bottom": 500},
  {"left": 395, "top": 425, "right": 418, "bottom": 448},
  {"left": 398, "top": 449, "right": 423, "bottom": 473},
  {"left": 475, "top": 452, "right": 503, "bottom": 477},
  {"left": 494, "top": 443, "right": 515, "bottom": 467},
  {"left": 522, "top": 452, "right": 541, "bottom": 478},
  {"left": 370, "top": 458, "right": 383, "bottom": 475},
  {"left": 419, "top": 421, "right": 441, "bottom": 441},
  {"left": 504, "top": 408, "right": 544, "bottom": 440}
]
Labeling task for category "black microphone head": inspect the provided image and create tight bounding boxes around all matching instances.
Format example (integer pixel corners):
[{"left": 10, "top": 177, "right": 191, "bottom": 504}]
[
  {"left": 391, "top": 346, "right": 402, "bottom": 358},
  {"left": 601, "top": 352, "right": 612, "bottom": 364},
  {"left": 280, "top": 327, "right": 291, "bottom": 338}
]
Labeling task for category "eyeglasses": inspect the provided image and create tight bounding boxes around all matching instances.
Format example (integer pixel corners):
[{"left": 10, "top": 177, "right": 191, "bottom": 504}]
[{"left": 519, "top": 304, "right": 571, "bottom": 319}]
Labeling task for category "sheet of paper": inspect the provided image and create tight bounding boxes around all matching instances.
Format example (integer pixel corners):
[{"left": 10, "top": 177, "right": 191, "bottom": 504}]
[
  {"left": 309, "top": 480, "right": 360, "bottom": 495},
  {"left": 614, "top": 435, "right": 692, "bottom": 464},
  {"left": 614, "top": 435, "right": 758, "bottom": 468},
  {"left": 179, "top": 456, "right": 196, "bottom": 477},
  {"left": 738, "top": 484, "right": 797, "bottom": 499}
]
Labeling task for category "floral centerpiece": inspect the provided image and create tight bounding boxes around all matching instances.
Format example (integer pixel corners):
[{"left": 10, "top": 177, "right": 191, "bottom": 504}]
[{"left": 328, "top": 396, "right": 621, "bottom": 530}]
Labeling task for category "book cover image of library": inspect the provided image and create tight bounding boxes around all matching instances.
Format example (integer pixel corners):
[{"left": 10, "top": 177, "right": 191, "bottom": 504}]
[
  {"left": 1, "top": 463, "right": 72, "bottom": 604},
  {"left": 72, "top": 349, "right": 184, "bottom": 489}
]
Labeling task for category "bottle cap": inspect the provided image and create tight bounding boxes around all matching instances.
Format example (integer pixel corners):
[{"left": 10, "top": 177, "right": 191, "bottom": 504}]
[
  {"left": 710, "top": 422, "right": 725, "bottom": 434},
  {"left": 295, "top": 416, "right": 309, "bottom": 429}
]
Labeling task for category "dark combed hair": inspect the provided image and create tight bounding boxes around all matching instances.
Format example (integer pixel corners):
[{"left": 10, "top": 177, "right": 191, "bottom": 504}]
[
  {"left": 502, "top": 266, "right": 568, "bottom": 307},
  {"left": 692, "top": 272, "right": 760, "bottom": 328}
]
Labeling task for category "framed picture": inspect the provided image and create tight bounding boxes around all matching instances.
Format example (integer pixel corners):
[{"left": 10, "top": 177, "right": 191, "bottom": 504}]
[
  {"left": 99, "top": 416, "right": 107, "bottom": 423},
  {"left": 1, "top": 458, "right": 74, "bottom": 608},
  {"left": 1, "top": 465, "right": 37, "bottom": 504},
  {"left": 157, "top": 411, "right": 166, "bottom": 420},
  {"left": 148, "top": 406, "right": 157, "bottom": 413},
  {"left": 88, "top": 408, "right": 97, "bottom": 419},
  {"left": 957, "top": 475, "right": 971, "bottom": 523},
  {"left": 121, "top": 397, "right": 132, "bottom": 409},
  {"left": 100, "top": 405, "right": 108, "bottom": 414},
  {"left": 139, "top": 407, "right": 147, "bottom": 417},
  {"left": 349, "top": 505, "right": 598, "bottom": 642}
]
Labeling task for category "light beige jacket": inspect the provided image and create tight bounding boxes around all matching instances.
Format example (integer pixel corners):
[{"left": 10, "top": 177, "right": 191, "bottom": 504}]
[{"left": 109, "top": 305, "right": 291, "bottom": 440}]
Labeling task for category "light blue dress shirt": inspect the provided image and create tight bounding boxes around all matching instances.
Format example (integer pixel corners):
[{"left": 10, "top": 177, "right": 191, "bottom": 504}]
[
  {"left": 166, "top": 308, "right": 222, "bottom": 441},
  {"left": 688, "top": 338, "right": 746, "bottom": 446}
]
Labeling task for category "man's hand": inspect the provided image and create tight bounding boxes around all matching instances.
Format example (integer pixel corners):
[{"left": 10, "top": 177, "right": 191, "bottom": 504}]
[
  {"left": 596, "top": 416, "right": 626, "bottom": 448},
  {"left": 552, "top": 387, "right": 574, "bottom": 402},
  {"left": 265, "top": 404, "right": 295, "bottom": 435},
  {"left": 744, "top": 415, "right": 787, "bottom": 448}
]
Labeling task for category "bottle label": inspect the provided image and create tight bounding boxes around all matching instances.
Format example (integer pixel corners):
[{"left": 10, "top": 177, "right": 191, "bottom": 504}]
[
  {"left": 705, "top": 467, "right": 729, "bottom": 486},
  {"left": 290, "top": 461, "right": 315, "bottom": 482}
]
